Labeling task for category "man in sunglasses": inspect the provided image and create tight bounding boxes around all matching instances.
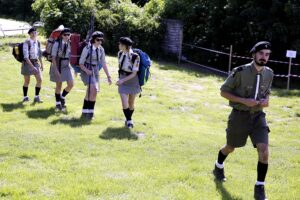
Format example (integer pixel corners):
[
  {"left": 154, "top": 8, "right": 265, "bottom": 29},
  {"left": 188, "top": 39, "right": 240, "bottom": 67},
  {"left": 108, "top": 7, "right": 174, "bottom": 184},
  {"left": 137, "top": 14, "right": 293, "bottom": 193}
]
[
  {"left": 21, "top": 27, "right": 44, "bottom": 103},
  {"left": 50, "top": 28, "right": 74, "bottom": 111},
  {"left": 213, "top": 41, "right": 274, "bottom": 200}
]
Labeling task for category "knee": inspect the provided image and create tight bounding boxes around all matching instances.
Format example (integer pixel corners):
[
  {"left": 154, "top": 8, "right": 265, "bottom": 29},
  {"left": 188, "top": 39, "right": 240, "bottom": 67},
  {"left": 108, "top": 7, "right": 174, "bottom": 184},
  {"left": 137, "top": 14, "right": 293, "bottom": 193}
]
[
  {"left": 258, "top": 145, "right": 269, "bottom": 162},
  {"left": 68, "top": 82, "right": 74, "bottom": 89},
  {"left": 222, "top": 145, "right": 235, "bottom": 155}
]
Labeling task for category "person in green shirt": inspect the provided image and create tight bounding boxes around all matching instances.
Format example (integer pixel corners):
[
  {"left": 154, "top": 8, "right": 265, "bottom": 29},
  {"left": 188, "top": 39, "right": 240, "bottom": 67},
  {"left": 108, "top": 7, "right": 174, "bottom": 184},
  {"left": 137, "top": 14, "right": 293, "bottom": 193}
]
[{"left": 213, "top": 41, "right": 274, "bottom": 200}]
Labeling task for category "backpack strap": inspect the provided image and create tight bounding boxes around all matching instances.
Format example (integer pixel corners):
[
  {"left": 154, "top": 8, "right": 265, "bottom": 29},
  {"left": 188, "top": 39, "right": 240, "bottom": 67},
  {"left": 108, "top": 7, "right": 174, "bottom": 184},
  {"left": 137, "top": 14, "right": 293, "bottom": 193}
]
[{"left": 118, "top": 52, "right": 126, "bottom": 78}]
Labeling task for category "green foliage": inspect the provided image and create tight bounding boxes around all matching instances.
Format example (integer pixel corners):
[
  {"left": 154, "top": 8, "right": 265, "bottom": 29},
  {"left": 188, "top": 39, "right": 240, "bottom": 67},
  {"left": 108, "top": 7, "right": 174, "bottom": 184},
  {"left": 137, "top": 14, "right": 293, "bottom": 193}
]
[
  {"left": 0, "top": 0, "right": 36, "bottom": 21},
  {"left": 32, "top": 0, "right": 165, "bottom": 55}
]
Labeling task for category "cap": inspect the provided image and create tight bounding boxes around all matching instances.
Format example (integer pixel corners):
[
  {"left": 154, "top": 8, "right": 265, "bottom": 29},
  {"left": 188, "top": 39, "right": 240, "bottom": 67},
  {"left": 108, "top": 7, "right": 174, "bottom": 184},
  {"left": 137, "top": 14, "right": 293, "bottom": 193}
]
[
  {"left": 250, "top": 41, "right": 271, "bottom": 54},
  {"left": 119, "top": 37, "right": 133, "bottom": 46},
  {"left": 28, "top": 27, "right": 37, "bottom": 34}
]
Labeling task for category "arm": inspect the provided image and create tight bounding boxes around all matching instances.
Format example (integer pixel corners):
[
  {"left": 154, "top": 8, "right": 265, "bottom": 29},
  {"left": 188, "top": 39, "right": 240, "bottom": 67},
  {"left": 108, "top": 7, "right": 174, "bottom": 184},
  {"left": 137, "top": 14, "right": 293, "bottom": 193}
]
[
  {"left": 221, "top": 91, "right": 260, "bottom": 107},
  {"left": 79, "top": 47, "right": 92, "bottom": 75},
  {"left": 100, "top": 48, "right": 111, "bottom": 84}
]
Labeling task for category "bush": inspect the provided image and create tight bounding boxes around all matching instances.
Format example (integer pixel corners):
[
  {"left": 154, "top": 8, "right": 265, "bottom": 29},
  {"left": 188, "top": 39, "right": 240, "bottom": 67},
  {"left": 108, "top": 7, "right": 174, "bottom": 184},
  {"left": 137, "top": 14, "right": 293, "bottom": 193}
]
[{"left": 32, "top": 0, "right": 165, "bottom": 56}]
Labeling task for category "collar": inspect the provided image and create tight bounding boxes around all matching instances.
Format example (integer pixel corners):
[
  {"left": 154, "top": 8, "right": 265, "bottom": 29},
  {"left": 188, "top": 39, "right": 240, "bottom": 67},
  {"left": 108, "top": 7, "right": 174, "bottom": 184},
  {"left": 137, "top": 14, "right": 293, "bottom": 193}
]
[
  {"left": 29, "top": 38, "right": 37, "bottom": 43},
  {"left": 62, "top": 40, "right": 69, "bottom": 45},
  {"left": 92, "top": 45, "right": 100, "bottom": 51},
  {"left": 122, "top": 48, "right": 134, "bottom": 57}
]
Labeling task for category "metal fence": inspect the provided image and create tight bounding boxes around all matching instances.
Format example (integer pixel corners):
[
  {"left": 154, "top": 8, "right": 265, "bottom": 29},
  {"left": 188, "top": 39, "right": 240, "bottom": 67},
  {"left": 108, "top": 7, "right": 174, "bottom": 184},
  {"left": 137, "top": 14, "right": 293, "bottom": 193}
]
[{"left": 180, "top": 43, "right": 300, "bottom": 90}]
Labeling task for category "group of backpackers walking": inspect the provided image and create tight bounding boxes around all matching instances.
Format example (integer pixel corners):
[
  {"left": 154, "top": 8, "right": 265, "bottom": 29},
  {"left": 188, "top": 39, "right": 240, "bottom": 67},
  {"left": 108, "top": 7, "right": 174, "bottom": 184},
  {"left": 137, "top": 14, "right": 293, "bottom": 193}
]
[{"left": 13, "top": 26, "right": 151, "bottom": 128}]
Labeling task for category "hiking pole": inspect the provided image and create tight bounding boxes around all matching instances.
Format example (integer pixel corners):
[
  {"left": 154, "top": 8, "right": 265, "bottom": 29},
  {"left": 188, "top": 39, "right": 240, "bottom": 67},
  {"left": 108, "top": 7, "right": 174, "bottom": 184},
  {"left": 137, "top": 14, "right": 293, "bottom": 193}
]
[{"left": 87, "top": 12, "right": 95, "bottom": 101}]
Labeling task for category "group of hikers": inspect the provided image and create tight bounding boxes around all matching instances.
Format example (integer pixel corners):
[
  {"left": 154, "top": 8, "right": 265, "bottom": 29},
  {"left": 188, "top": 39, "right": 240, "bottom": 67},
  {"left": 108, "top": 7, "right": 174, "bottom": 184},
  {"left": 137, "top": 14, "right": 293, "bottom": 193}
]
[
  {"left": 17, "top": 27, "right": 145, "bottom": 128},
  {"left": 15, "top": 26, "right": 275, "bottom": 200}
]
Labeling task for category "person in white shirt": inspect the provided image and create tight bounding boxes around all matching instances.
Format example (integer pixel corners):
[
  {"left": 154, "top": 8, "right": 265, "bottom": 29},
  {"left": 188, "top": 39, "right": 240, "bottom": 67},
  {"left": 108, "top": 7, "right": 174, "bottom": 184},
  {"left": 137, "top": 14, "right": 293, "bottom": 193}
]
[{"left": 21, "top": 27, "right": 44, "bottom": 103}]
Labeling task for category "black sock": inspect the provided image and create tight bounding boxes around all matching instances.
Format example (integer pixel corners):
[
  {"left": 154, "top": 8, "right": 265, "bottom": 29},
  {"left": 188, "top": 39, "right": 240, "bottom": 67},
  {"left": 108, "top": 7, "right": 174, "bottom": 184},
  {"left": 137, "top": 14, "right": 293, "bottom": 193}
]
[
  {"left": 23, "top": 86, "right": 28, "bottom": 97},
  {"left": 62, "top": 89, "right": 69, "bottom": 98},
  {"left": 82, "top": 99, "right": 89, "bottom": 111},
  {"left": 217, "top": 150, "right": 228, "bottom": 165},
  {"left": 128, "top": 109, "right": 134, "bottom": 120},
  {"left": 35, "top": 87, "right": 41, "bottom": 96},
  {"left": 90, "top": 101, "right": 96, "bottom": 110},
  {"left": 55, "top": 93, "right": 61, "bottom": 103},
  {"left": 257, "top": 162, "right": 268, "bottom": 182},
  {"left": 123, "top": 108, "right": 131, "bottom": 121}
]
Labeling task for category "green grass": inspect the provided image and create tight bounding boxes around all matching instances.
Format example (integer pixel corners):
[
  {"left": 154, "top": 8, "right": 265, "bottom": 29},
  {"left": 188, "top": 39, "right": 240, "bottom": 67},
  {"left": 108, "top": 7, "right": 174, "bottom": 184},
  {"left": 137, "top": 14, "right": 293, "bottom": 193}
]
[{"left": 0, "top": 36, "right": 299, "bottom": 200}]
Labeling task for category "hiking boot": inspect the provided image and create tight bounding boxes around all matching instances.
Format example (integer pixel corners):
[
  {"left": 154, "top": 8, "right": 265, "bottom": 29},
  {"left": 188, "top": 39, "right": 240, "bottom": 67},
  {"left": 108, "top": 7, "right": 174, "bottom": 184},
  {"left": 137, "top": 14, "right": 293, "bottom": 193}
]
[
  {"left": 55, "top": 104, "right": 62, "bottom": 111},
  {"left": 213, "top": 164, "right": 226, "bottom": 182},
  {"left": 34, "top": 96, "right": 43, "bottom": 103},
  {"left": 127, "top": 120, "right": 134, "bottom": 129},
  {"left": 254, "top": 185, "right": 267, "bottom": 200},
  {"left": 87, "top": 113, "right": 94, "bottom": 120},
  {"left": 23, "top": 96, "right": 29, "bottom": 103},
  {"left": 61, "top": 98, "right": 66, "bottom": 108}
]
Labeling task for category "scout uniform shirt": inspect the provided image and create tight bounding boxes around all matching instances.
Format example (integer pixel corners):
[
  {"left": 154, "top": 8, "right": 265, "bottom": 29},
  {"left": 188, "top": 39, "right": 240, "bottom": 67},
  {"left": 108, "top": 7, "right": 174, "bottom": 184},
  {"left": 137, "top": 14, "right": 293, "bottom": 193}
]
[
  {"left": 23, "top": 39, "right": 41, "bottom": 60},
  {"left": 220, "top": 62, "right": 274, "bottom": 112}
]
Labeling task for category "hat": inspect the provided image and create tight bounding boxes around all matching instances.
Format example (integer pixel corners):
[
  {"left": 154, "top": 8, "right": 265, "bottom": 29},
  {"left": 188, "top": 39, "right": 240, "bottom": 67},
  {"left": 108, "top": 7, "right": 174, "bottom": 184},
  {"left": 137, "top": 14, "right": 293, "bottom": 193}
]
[
  {"left": 28, "top": 27, "right": 37, "bottom": 34},
  {"left": 119, "top": 37, "right": 133, "bottom": 46},
  {"left": 92, "top": 31, "right": 104, "bottom": 38},
  {"left": 60, "top": 28, "right": 71, "bottom": 35},
  {"left": 250, "top": 41, "right": 271, "bottom": 54}
]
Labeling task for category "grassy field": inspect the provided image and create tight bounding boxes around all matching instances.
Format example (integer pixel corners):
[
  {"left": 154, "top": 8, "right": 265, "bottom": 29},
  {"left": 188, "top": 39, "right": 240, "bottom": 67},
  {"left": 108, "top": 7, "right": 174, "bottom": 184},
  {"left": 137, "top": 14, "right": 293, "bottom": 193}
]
[{"left": 0, "top": 35, "right": 299, "bottom": 200}]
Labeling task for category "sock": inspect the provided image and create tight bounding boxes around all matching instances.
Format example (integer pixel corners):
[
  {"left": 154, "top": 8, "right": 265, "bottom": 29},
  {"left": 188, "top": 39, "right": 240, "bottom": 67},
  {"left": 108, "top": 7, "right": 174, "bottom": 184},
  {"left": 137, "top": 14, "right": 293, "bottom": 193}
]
[
  {"left": 257, "top": 162, "right": 268, "bottom": 184},
  {"left": 90, "top": 101, "right": 96, "bottom": 113},
  {"left": 82, "top": 99, "right": 89, "bottom": 113},
  {"left": 217, "top": 150, "right": 228, "bottom": 165},
  {"left": 23, "top": 86, "right": 28, "bottom": 97},
  {"left": 61, "top": 89, "right": 69, "bottom": 99},
  {"left": 35, "top": 87, "right": 41, "bottom": 97},
  {"left": 55, "top": 93, "right": 61, "bottom": 105},
  {"left": 128, "top": 109, "right": 134, "bottom": 121},
  {"left": 123, "top": 108, "right": 130, "bottom": 121}
]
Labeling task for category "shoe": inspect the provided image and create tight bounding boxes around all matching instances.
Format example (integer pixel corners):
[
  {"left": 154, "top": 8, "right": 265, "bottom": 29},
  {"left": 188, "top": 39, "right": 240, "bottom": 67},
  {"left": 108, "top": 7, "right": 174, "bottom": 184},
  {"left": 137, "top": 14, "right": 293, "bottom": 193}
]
[
  {"left": 61, "top": 98, "right": 66, "bottom": 108},
  {"left": 213, "top": 164, "right": 226, "bottom": 182},
  {"left": 254, "top": 185, "right": 267, "bottom": 200},
  {"left": 87, "top": 113, "right": 94, "bottom": 120},
  {"left": 127, "top": 120, "right": 134, "bottom": 129},
  {"left": 22, "top": 96, "right": 29, "bottom": 102},
  {"left": 55, "top": 104, "right": 62, "bottom": 111},
  {"left": 34, "top": 96, "right": 43, "bottom": 103}
]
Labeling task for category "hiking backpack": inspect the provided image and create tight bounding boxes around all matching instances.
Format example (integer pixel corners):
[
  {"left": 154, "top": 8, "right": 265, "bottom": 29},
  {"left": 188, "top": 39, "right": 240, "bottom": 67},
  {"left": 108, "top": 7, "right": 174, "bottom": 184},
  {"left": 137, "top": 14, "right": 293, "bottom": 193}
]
[
  {"left": 132, "top": 49, "right": 151, "bottom": 87},
  {"left": 12, "top": 40, "right": 40, "bottom": 63},
  {"left": 43, "top": 28, "right": 63, "bottom": 62}
]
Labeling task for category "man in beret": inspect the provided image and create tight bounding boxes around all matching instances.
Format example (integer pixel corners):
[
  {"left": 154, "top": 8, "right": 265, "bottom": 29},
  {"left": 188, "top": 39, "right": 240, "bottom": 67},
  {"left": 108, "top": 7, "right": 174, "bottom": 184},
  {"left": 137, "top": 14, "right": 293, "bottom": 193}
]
[{"left": 212, "top": 41, "right": 274, "bottom": 200}]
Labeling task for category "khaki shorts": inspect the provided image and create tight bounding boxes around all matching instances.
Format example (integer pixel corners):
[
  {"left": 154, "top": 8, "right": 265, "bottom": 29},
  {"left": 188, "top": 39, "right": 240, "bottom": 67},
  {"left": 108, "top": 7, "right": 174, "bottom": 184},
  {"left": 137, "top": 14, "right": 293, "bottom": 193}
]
[{"left": 226, "top": 109, "right": 270, "bottom": 148}]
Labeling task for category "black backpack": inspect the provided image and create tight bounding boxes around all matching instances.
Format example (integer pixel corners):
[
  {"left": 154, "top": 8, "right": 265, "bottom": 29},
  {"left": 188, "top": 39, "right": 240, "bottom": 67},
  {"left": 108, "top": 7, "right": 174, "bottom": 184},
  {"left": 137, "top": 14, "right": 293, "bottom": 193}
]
[{"left": 12, "top": 41, "right": 40, "bottom": 63}]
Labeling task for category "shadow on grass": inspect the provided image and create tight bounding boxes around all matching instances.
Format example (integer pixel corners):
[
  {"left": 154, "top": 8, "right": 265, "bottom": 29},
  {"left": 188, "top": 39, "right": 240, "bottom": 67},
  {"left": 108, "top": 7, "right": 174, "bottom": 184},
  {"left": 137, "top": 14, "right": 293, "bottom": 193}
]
[
  {"left": 99, "top": 127, "right": 138, "bottom": 140},
  {"left": 26, "top": 108, "right": 56, "bottom": 119},
  {"left": 272, "top": 89, "right": 300, "bottom": 97},
  {"left": 214, "top": 179, "right": 243, "bottom": 200},
  {"left": 50, "top": 117, "right": 91, "bottom": 128},
  {"left": 1, "top": 102, "right": 25, "bottom": 112}
]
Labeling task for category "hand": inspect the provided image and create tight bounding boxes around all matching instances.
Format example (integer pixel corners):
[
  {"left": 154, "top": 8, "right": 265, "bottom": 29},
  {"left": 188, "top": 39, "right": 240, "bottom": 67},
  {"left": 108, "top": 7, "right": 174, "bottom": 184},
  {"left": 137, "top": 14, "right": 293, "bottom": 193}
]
[
  {"left": 107, "top": 76, "right": 112, "bottom": 85},
  {"left": 85, "top": 69, "right": 93, "bottom": 76},
  {"left": 259, "top": 99, "right": 269, "bottom": 107},
  {"left": 40, "top": 64, "right": 44, "bottom": 71},
  {"left": 31, "top": 66, "right": 38, "bottom": 74},
  {"left": 116, "top": 79, "right": 124, "bottom": 86},
  {"left": 242, "top": 98, "right": 260, "bottom": 107}
]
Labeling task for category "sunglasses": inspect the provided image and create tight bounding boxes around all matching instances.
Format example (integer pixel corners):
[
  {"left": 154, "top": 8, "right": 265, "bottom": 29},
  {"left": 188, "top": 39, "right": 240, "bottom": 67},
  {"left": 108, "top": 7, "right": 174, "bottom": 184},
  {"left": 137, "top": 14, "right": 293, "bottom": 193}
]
[
  {"left": 63, "top": 33, "right": 71, "bottom": 36},
  {"left": 96, "top": 38, "right": 103, "bottom": 42}
]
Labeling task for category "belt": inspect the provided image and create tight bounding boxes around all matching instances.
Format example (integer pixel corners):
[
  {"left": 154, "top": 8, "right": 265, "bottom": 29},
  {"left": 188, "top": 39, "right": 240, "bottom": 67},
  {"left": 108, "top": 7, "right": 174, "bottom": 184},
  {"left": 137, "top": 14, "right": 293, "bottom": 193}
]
[
  {"left": 233, "top": 108, "right": 262, "bottom": 114},
  {"left": 58, "top": 58, "right": 69, "bottom": 60},
  {"left": 30, "top": 59, "right": 38, "bottom": 62},
  {"left": 119, "top": 70, "right": 132, "bottom": 76},
  {"left": 85, "top": 63, "right": 97, "bottom": 67}
]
